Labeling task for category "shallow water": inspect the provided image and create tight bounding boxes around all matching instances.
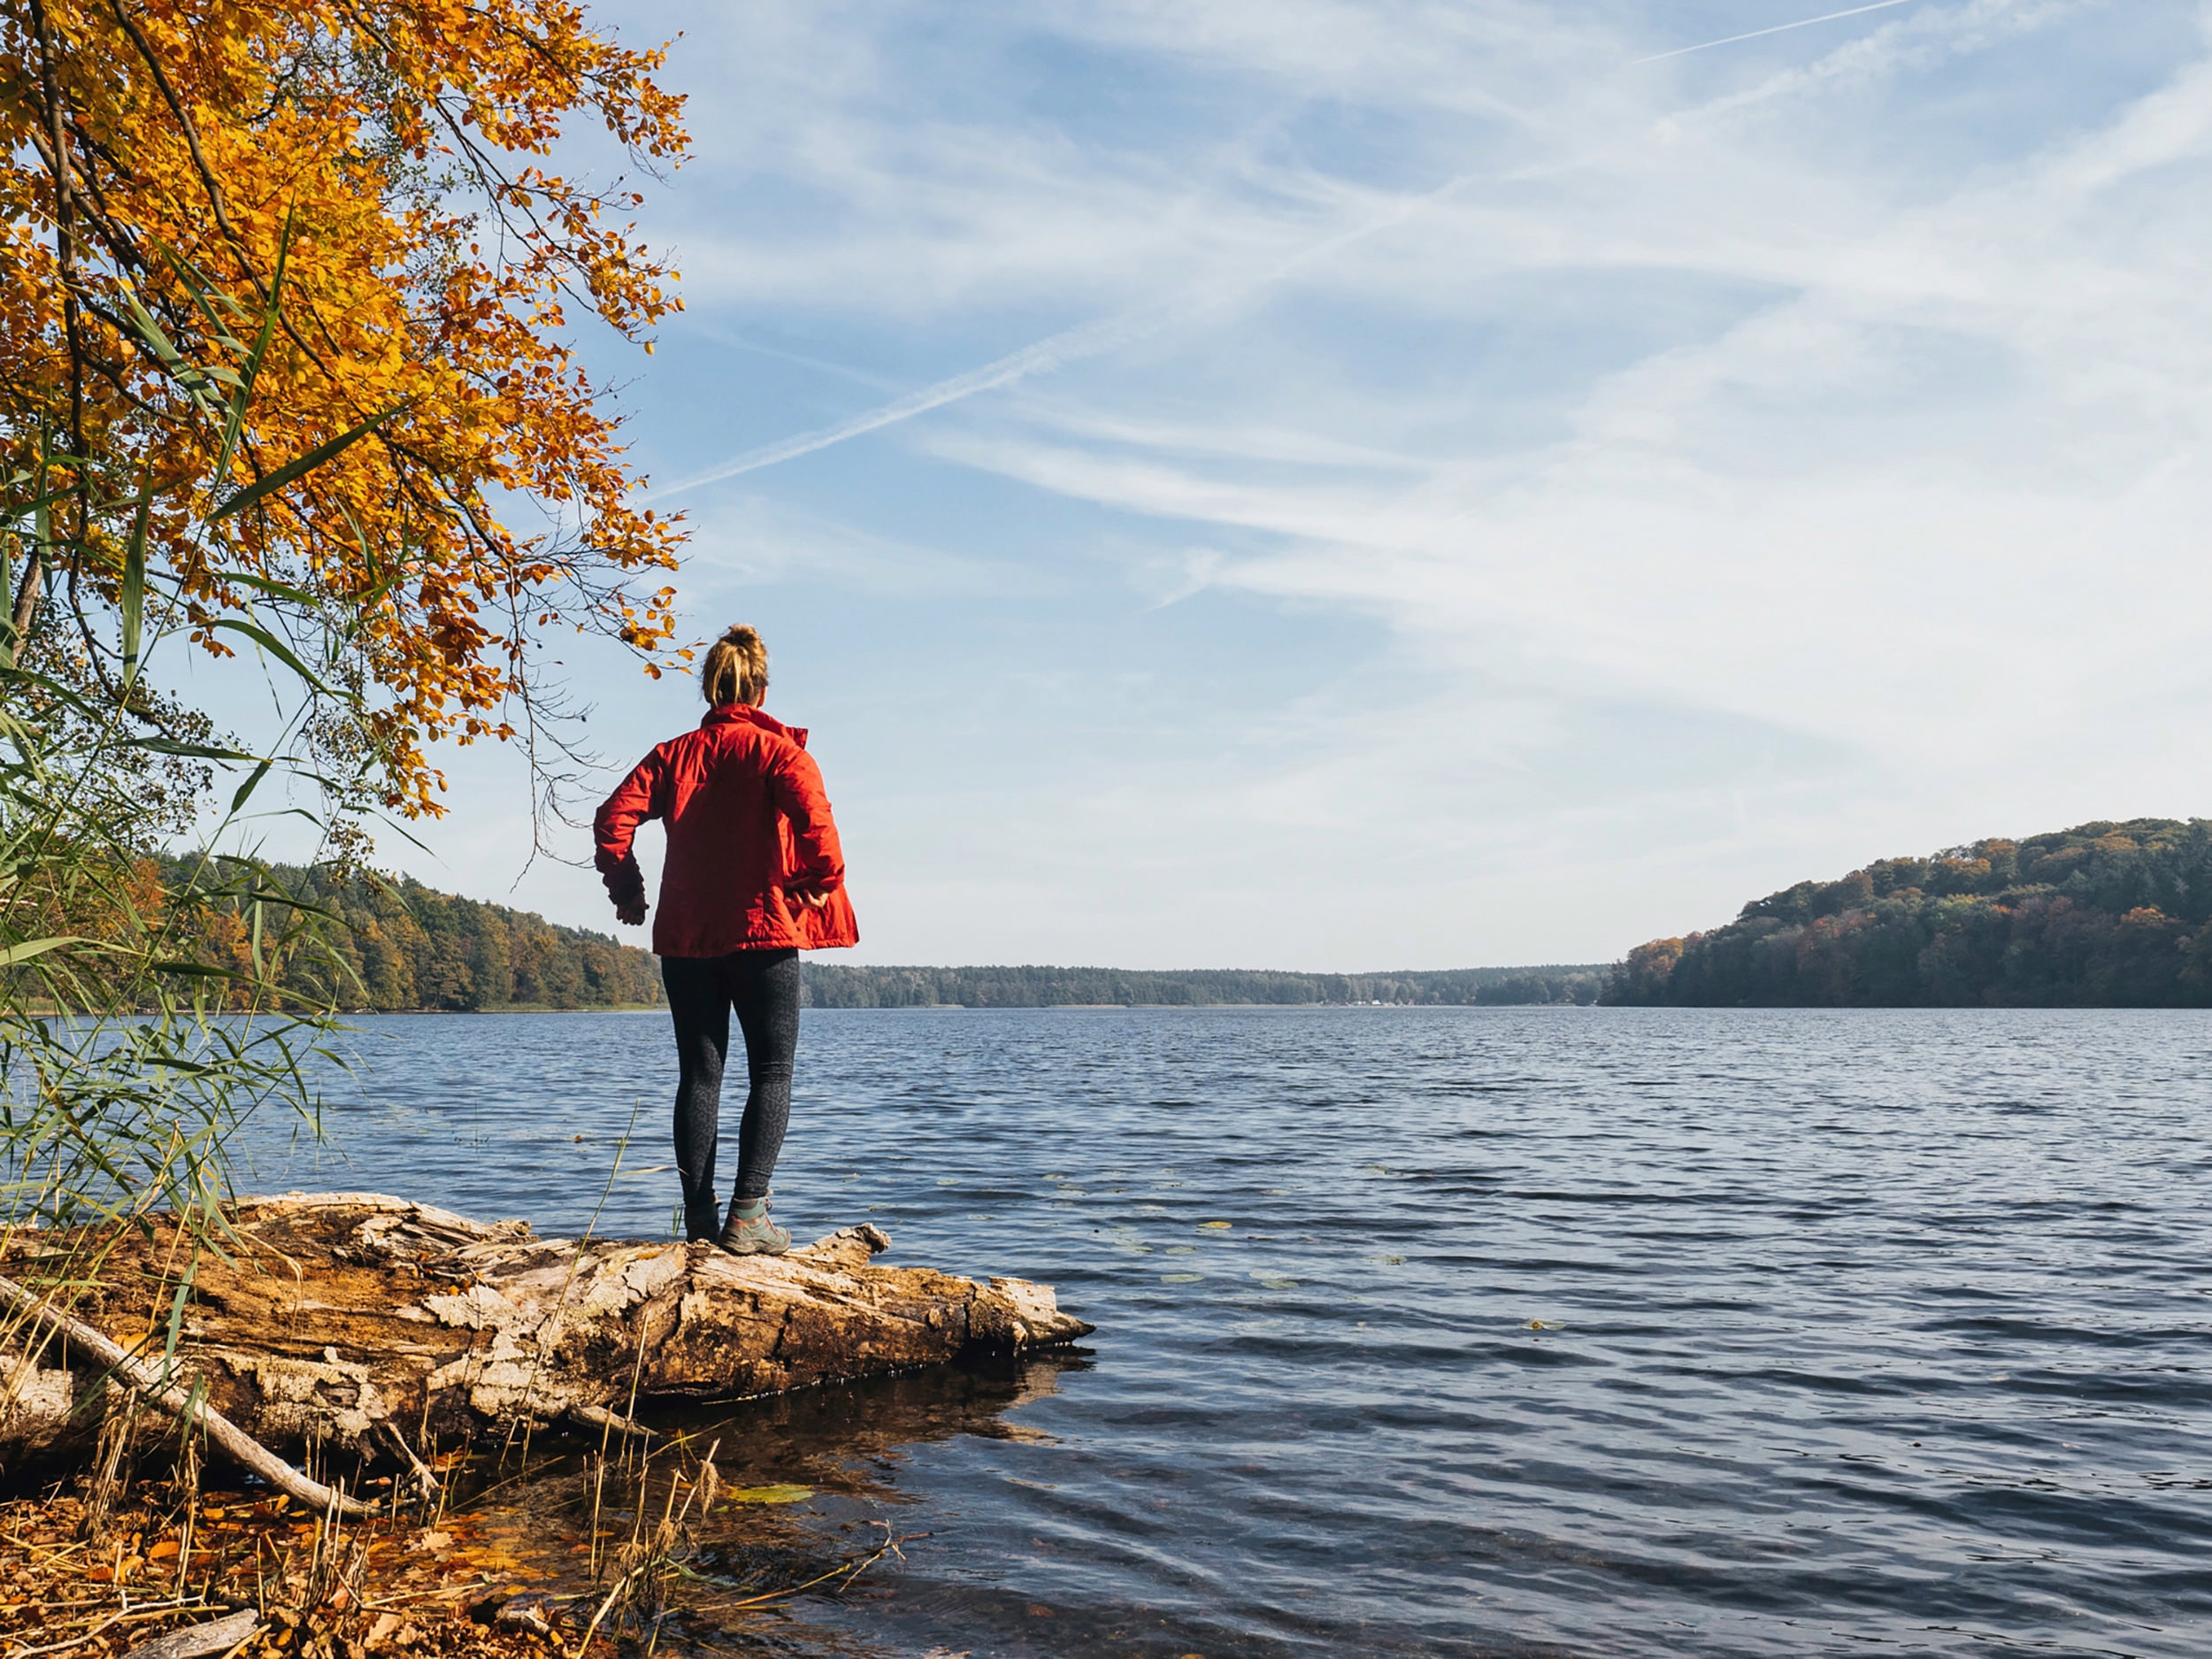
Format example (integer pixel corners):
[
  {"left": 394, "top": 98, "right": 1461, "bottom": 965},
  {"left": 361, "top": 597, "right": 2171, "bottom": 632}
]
[{"left": 242, "top": 1007, "right": 2212, "bottom": 1656}]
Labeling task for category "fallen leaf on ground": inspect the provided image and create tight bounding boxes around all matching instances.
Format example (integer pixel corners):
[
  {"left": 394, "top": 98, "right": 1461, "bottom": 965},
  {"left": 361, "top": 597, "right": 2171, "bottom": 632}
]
[{"left": 723, "top": 1486, "right": 813, "bottom": 1505}]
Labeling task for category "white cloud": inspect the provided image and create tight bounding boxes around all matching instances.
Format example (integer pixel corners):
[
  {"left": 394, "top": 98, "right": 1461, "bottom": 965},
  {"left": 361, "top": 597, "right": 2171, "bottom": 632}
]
[
  {"left": 475, "top": 0, "right": 2212, "bottom": 964},
  {"left": 679, "top": 494, "right": 1054, "bottom": 596}
]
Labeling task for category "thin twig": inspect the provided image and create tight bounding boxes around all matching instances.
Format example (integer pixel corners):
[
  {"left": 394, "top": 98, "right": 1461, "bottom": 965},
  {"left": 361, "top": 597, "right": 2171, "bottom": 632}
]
[
  {"left": 682, "top": 1525, "right": 915, "bottom": 1616},
  {"left": 4, "top": 1599, "right": 219, "bottom": 1659},
  {"left": 566, "top": 1567, "right": 635, "bottom": 1659},
  {"left": 350, "top": 1583, "right": 485, "bottom": 1611}
]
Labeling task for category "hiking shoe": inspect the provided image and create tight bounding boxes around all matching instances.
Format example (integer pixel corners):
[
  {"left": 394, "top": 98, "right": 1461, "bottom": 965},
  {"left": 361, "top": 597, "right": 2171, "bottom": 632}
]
[
  {"left": 718, "top": 1194, "right": 791, "bottom": 1256},
  {"left": 684, "top": 1201, "right": 722, "bottom": 1243}
]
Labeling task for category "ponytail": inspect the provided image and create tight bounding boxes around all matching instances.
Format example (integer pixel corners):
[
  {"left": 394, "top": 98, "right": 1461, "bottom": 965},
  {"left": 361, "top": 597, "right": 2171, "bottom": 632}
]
[{"left": 701, "top": 625, "right": 769, "bottom": 706}]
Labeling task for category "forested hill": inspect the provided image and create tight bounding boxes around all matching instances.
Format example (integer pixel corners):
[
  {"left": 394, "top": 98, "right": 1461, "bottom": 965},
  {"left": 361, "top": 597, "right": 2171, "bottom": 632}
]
[
  {"left": 799, "top": 964, "right": 1606, "bottom": 1008},
  {"left": 234, "top": 865, "right": 663, "bottom": 1012},
  {"left": 1605, "top": 819, "right": 2212, "bottom": 1007}
]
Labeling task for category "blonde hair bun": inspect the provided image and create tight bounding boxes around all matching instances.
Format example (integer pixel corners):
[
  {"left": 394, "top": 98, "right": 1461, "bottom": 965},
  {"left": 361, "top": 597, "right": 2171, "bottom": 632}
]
[{"left": 702, "top": 625, "right": 769, "bottom": 706}]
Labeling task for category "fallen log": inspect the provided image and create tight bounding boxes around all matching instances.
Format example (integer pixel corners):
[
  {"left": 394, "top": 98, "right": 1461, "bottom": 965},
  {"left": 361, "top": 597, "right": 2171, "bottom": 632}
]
[
  {"left": 0, "top": 1269, "right": 375, "bottom": 1515},
  {"left": 0, "top": 1193, "right": 1093, "bottom": 1469}
]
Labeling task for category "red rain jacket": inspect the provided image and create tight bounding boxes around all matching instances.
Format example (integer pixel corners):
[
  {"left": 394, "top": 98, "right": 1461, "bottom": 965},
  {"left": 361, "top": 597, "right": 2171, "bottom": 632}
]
[{"left": 593, "top": 703, "right": 859, "bottom": 958}]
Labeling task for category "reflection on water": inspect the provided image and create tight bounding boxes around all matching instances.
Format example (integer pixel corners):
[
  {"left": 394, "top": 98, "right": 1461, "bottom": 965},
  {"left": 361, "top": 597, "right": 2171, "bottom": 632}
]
[
  {"left": 240, "top": 1008, "right": 2212, "bottom": 1657},
  {"left": 442, "top": 1353, "right": 1090, "bottom": 1659}
]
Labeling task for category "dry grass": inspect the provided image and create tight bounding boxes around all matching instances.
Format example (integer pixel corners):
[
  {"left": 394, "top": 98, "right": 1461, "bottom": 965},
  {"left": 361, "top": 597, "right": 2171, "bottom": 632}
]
[
  {"left": 0, "top": 1427, "right": 913, "bottom": 1659},
  {"left": 0, "top": 1475, "right": 558, "bottom": 1659}
]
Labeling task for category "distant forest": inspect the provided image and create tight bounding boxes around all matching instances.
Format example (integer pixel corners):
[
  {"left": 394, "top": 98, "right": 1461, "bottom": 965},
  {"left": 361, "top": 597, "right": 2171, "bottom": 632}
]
[
  {"left": 1605, "top": 818, "right": 2212, "bottom": 1007},
  {"left": 218, "top": 865, "right": 663, "bottom": 1012},
  {"left": 159, "top": 819, "right": 2212, "bottom": 1012},
  {"left": 799, "top": 964, "right": 1606, "bottom": 1008},
  {"left": 182, "top": 865, "right": 1601, "bottom": 1013}
]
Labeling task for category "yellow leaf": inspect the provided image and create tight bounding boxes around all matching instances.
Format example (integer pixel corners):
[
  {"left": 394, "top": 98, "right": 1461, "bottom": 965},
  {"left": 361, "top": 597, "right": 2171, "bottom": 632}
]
[{"left": 724, "top": 1485, "right": 813, "bottom": 1506}]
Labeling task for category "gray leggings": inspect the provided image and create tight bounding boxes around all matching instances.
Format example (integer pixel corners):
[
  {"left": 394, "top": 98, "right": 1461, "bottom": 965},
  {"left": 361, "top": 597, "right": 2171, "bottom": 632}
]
[{"left": 662, "top": 949, "right": 801, "bottom": 1222}]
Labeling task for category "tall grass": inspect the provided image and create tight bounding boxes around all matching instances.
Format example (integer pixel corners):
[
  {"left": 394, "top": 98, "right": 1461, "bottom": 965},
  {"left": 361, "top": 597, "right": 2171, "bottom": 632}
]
[{"left": 0, "top": 234, "right": 396, "bottom": 1448}]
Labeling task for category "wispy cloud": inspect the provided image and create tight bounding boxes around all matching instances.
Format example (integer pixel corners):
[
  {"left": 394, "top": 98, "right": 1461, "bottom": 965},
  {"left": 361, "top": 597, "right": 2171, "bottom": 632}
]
[
  {"left": 497, "top": 0, "right": 2212, "bottom": 964},
  {"left": 679, "top": 494, "right": 1043, "bottom": 596},
  {"left": 653, "top": 0, "right": 2058, "bottom": 493},
  {"left": 894, "top": 8, "right": 2212, "bottom": 758},
  {"left": 657, "top": 305, "right": 1183, "bottom": 495}
]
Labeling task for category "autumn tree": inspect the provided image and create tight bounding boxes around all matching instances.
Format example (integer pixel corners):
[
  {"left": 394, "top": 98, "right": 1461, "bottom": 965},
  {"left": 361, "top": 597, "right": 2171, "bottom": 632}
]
[
  {"left": 0, "top": 0, "right": 691, "bottom": 820},
  {"left": 1601, "top": 819, "right": 2212, "bottom": 1007},
  {"left": 0, "top": 1, "right": 690, "bottom": 1263}
]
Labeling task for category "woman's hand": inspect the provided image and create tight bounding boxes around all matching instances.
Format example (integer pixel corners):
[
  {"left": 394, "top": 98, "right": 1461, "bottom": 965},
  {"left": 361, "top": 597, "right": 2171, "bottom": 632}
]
[
  {"left": 616, "top": 899, "right": 648, "bottom": 926},
  {"left": 782, "top": 884, "right": 832, "bottom": 919}
]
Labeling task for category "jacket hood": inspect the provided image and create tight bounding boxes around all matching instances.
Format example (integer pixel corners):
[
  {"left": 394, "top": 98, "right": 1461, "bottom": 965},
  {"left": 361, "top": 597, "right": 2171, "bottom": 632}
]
[{"left": 703, "top": 702, "right": 807, "bottom": 749}]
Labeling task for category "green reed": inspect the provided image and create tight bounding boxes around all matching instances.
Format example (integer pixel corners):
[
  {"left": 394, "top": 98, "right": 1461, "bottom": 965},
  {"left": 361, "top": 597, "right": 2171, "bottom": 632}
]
[{"left": 0, "top": 228, "right": 402, "bottom": 1407}]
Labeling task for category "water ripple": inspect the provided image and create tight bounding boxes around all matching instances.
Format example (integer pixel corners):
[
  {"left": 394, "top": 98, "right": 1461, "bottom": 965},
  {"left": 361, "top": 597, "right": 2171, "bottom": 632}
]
[{"left": 242, "top": 1006, "right": 2212, "bottom": 1657}]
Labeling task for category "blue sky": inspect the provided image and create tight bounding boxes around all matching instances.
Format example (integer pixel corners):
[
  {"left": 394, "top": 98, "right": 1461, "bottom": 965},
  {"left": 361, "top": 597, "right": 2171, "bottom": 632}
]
[{"left": 386, "top": 0, "right": 2211, "bottom": 969}]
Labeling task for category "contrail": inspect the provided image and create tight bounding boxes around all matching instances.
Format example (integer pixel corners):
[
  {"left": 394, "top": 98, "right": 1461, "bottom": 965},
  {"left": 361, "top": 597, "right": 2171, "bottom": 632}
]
[
  {"left": 657, "top": 307, "right": 1174, "bottom": 495},
  {"left": 655, "top": 197, "right": 1441, "bottom": 499},
  {"left": 1631, "top": 0, "right": 1919, "bottom": 65},
  {"left": 659, "top": 0, "right": 1927, "bottom": 492}
]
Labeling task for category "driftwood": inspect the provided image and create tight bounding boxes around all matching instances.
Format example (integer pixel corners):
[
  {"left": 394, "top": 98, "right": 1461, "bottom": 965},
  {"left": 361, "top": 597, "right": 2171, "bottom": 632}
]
[
  {"left": 121, "top": 1609, "right": 264, "bottom": 1659},
  {"left": 0, "top": 1193, "right": 1092, "bottom": 1473},
  {"left": 0, "top": 1269, "right": 375, "bottom": 1515}
]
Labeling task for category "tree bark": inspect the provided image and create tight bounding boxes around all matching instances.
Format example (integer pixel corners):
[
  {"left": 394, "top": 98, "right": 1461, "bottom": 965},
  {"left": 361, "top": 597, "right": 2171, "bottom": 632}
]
[
  {"left": 8, "top": 551, "right": 40, "bottom": 649},
  {"left": 0, "top": 1194, "right": 1092, "bottom": 1466},
  {"left": 0, "top": 1270, "right": 374, "bottom": 1513}
]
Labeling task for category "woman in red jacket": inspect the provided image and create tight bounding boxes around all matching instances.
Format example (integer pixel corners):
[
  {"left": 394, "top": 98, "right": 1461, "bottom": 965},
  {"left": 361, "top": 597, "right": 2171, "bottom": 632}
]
[{"left": 595, "top": 626, "right": 858, "bottom": 1255}]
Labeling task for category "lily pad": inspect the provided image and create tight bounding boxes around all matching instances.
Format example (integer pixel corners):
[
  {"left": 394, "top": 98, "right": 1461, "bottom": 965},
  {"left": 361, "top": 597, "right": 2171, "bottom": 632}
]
[
  {"left": 1161, "top": 1272, "right": 1203, "bottom": 1284},
  {"left": 1198, "top": 1220, "right": 1233, "bottom": 1231},
  {"left": 725, "top": 1485, "right": 814, "bottom": 1506}
]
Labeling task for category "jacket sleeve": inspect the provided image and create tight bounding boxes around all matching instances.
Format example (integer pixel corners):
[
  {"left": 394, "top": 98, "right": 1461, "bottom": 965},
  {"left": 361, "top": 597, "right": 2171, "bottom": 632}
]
[
  {"left": 767, "top": 743, "right": 845, "bottom": 890},
  {"left": 593, "top": 749, "right": 664, "bottom": 910}
]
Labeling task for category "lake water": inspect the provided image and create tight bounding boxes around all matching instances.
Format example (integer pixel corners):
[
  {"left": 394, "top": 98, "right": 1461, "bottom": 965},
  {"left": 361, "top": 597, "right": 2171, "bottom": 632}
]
[{"left": 242, "top": 1007, "right": 2212, "bottom": 1657}]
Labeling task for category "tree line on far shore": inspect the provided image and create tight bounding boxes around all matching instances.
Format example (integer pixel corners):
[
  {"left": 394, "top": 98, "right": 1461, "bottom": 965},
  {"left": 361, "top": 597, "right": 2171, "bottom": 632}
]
[
  {"left": 133, "top": 863, "right": 1607, "bottom": 1013},
  {"left": 798, "top": 964, "right": 1607, "bottom": 1008},
  {"left": 1605, "top": 818, "right": 2212, "bottom": 1007},
  {"left": 178, "top": 864, "right": 664, "bottom": 1012},
  {"left": 167, "top": 817, "right": 2212, "bottom": 1014}
]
